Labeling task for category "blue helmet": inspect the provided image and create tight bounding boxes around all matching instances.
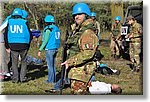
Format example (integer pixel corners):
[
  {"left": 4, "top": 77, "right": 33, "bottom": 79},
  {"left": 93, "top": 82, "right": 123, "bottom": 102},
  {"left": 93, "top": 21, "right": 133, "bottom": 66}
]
[
  {"left": 115, "top": 16, "right": 121, "bottom": 21},
  {"left": 91, "top": 12, "right": 96, "bottom": 17},
  {"left": 72, "top": 3, "right": 91, "bottom": 16},
  {"left": 22, "top": 10, "right": 28, "bottom": 19},
  {"left": 44, "top": 15, "right": 55, "bottom": 23},
  {"left": 12, "top": 8, "right": 22, "bottom": 16}
]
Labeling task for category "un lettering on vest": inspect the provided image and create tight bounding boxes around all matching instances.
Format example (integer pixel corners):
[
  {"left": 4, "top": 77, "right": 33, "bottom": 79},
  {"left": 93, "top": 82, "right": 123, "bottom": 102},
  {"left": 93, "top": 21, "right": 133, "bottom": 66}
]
[
  {"left": 55, "top": 31, "right": 60, "bottom": 39},
  {"left": 10, "top": 25, "right": 23, "bottom": 33}
]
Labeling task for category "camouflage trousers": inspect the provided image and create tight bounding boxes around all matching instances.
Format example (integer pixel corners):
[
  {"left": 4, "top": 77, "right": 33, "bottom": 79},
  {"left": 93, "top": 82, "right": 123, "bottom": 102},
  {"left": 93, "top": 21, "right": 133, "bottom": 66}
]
[
  {"left": 70, "top": 80, "right": 87, "bottom": 94},
  {"left": 68, "top": 62, "right": 95, "bottom": 94},
  {"left": 129, "top": 42, "right": 141, "bottom": 68},
  {"left": 110, "top": 39, "right": 122, "bottom": 56}
]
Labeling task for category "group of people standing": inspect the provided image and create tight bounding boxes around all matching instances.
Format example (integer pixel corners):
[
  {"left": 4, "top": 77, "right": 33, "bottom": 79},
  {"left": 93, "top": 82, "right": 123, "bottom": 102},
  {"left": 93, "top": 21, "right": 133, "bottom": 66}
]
[
  {"left": 0, "top": 2, "right": 142, "bottom": 95},
  {"left": 0, "top": 7, "right": 61, "bottom": 84},
  {"left": 110, "top": 15, "right": 143, "bottom": 72}
]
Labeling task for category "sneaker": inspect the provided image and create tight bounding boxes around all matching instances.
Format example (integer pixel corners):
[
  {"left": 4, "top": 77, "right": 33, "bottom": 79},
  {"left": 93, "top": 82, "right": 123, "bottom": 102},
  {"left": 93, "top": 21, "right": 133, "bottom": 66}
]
[
  {"left": 45, "top": 89, "right": 59, "bottom": 93},
  {"left": 113, "top": 70, "right": 121, "bottom": 75},
  {"left": 49, "top": 89, "right": 57, "bottom": 93}
]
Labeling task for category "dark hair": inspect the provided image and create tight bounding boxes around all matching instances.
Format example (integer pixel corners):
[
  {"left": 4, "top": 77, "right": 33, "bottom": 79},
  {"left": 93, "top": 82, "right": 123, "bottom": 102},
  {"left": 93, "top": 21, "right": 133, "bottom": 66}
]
[
  {"left": 111, "top": 87, "right": 122, "bottom": 94},
  {"left": 45, "top": 22, "right": 55, "bottom": 25},
  {"left": 73, "top": 13, "right": 89, "bottom": 19},
  {"left": 12, "top": 15, "right": 22, "bottom": 19}
]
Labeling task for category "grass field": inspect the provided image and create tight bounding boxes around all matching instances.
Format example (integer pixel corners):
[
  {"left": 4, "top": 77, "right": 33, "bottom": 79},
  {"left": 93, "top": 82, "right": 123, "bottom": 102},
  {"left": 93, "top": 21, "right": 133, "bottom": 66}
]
[{"left": 1, "top": 31, "right": 143, "bottom": 95}]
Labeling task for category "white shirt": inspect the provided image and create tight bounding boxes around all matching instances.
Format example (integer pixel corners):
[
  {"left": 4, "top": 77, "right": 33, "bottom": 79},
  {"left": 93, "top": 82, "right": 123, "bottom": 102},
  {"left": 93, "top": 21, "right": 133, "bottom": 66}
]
[
  {"left": 0, "top": 20, "right": 8, "bottom": 32},
  {"left": 89, "top": 81, "right": 112, "bottom": 94}
]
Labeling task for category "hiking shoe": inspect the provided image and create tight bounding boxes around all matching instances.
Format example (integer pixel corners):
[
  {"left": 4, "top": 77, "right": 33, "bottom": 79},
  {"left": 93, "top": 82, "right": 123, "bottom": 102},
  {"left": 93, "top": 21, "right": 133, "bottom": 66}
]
[{"left": 135, "top": 68, "right": 140, "bottom": 72}]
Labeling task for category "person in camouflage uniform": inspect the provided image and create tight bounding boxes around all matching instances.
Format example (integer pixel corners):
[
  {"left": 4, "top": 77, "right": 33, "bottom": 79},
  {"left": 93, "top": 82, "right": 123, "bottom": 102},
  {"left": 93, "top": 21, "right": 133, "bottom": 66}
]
[
  {"left": 126, "top": 16, "right": 143, "bottom": 72},
  {"left": 90, "top": 12, "right": 101, "bottom": 41},
  {"left": 61, "top": 3, "right": 99, "bottom": 94},
  {"left": 110, "top": 16, "right": 122, "bottom": 59}
]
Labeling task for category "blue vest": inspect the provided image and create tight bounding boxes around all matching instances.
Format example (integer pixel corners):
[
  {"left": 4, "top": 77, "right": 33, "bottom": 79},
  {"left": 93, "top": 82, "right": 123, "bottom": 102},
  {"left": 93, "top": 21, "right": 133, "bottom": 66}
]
[
  {"left": 43, "top": 25, "right": 60, "bottom": 50},
  {"left": 8, "top": 18, "right": 30, "bottom": 44}
]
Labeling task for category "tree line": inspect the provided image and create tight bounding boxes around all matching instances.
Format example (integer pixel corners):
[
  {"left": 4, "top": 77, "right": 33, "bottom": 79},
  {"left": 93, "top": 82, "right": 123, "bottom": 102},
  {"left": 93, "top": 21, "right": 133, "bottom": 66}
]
[{"left": 1, "top": 1, "right": 141, "bottom": 33}]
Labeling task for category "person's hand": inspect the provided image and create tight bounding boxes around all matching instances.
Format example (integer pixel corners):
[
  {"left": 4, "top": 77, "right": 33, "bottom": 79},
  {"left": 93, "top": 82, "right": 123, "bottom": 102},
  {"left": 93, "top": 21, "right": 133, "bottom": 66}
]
[
  {"left": 129, "top": 33, "right": 133, "bottom": 38},
  {"left": 61, "top": 61, "right": 69, "bottom": 69},
  {"left": 38, "top": 51, "right": 41, "bottom": 57},
  {"left": 6, "top": 48, "right": 11, "bottom": 53},
  {"left": 33, "top": 36, "right": 36, "bottom": 38},
  {"left": 125, "top": 34, "right": 130, "bottom": 38}
]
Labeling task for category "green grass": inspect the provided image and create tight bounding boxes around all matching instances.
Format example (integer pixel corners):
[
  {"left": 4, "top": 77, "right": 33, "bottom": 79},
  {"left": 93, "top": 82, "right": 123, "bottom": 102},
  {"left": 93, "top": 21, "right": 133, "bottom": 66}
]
[{"left": 1, "top": 31, "right": 143, "bottom": 95}]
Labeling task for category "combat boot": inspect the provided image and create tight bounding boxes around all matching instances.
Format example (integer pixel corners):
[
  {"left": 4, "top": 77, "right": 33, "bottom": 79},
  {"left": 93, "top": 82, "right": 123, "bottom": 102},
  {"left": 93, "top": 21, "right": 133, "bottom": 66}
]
[{"left": 131, "top": 64, "right": 136, "bottom": 72}]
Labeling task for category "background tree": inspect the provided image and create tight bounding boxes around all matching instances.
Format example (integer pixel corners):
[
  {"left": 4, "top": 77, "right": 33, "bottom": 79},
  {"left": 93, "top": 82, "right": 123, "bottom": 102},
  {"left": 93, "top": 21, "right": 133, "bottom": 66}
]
[{"left": 111, "top": 0, "right": 124, "bottom": 24}]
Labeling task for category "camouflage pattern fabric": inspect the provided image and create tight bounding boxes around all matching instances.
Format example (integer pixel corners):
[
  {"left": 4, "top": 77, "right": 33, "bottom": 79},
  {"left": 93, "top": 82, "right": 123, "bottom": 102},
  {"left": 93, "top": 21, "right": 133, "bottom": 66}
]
[
  {"left": 110, "top": 39, "right": 122, "bottom": 56},
  {"left": 129, "top": 21, "right": 142, "bottom": 69},
  {"left": 129, "top": 43, "right": 141, "bottom": 68},
  {"left": 70, "top": 80, "right": 87, "bottom": 95},
  {"left": 110, "top": 23, "right": 122, "bottom": 56},
  {"left": 66, "top": 18, "right": 98, "bottom": 94}
]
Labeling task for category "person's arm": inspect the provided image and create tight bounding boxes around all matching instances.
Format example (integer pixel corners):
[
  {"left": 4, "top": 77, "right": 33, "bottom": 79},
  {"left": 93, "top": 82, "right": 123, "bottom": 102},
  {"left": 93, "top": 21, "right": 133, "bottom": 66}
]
[
  {"left": 0, "top": 15, "right": 11, "bottom": 32},
  {"left": 0, "top": 20, "right": 8, "bottom": 32},
  {"left": 39, "top": 29, "right": 50, "bottom": 52},
  {"left": 96, "top": 21, "right": 101, "bottom": 36},
  {"left": 66, "top": 29, "right": 98, "bottom": 67}
]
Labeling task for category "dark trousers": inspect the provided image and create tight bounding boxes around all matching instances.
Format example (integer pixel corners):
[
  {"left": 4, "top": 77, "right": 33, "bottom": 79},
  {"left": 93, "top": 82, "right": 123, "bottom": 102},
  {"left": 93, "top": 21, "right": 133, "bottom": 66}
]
[{"left": 11, "top": 49, "right": 28, "bottom": 82}]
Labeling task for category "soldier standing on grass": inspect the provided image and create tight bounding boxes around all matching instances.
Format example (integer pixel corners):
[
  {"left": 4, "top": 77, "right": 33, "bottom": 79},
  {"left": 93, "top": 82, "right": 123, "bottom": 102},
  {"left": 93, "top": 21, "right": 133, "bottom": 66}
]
[
  {"left": 125, "top": 16, "right": 143, "bottom": 72},
  {"left": 61, "top": 3, "right": 99, "bottom": 94},
  {"left": 90, "top": 12, "right": 101, "bottom": 41},
  {"left": 110, "top": 16, "right": 122, "bottom": 60}
]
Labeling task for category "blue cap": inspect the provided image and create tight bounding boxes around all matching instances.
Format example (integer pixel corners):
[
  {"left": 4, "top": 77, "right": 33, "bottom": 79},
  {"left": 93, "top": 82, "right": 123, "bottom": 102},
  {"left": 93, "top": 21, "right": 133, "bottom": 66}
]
[
  {"left": 12, "top": 8, "right": 22, "bottom": 16},
  {"left": 44, "top": 15, "right": 55, "bottom": 23}
]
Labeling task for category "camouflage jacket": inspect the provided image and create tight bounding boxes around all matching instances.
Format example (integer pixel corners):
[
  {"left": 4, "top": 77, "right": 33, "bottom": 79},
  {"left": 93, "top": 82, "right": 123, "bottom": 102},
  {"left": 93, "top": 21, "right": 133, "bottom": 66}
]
[
  {"left": 111, "top": 23, "right": 122, "bottom": 40},
  {"left": 66, "top": 19, "right": 99, "bottom": 82},
  {"left": 129, "top": 21, "right": 143, "bottom": 43}
]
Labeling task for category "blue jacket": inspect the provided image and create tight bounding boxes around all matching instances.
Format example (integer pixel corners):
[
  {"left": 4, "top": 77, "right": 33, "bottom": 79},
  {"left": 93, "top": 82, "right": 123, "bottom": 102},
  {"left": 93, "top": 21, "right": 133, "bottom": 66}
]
[
  {"left": 8, "top": 18, "right": 30, "bottom": 44},
  {"left": 43, "top": 25, "right": 60, "bottom": 50}
]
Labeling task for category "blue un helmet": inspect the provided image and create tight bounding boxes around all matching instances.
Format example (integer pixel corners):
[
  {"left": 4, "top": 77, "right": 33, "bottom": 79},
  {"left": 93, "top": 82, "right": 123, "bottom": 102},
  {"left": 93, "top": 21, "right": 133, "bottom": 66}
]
[
  {"left": 11, "top": 8, "right": 23, "bottom": 16},
  {"left": 115, "top": 16, "right": 121, "bottom": 21},
  {"left": 72, "top": 3, "right": 91, "bottom": 16},
  {"left": 91, "top": 12, "right": 96, "bottom": 17},
  {"left": 44, "top": 15, "right": 55, "bottom": 23},
  {"left": 22, "top": 10, "right": 28, "bottom": 19}
]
